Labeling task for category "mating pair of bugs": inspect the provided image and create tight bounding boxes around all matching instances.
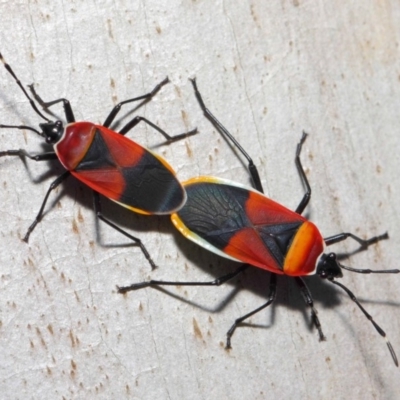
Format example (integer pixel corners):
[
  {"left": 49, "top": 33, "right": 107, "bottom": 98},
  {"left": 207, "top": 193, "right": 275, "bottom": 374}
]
[{"left": 1, "top": 52, "right": 398, "bottom": 366}]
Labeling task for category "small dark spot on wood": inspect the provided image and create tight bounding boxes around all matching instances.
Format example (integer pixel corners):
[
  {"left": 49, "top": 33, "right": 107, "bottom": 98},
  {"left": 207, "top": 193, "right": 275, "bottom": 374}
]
[
  {"left": 193, "top": 317, "right": 203, "bottom": 340},
  {"left": 77, "top": 208, "right": 84, "bottom": 223},
  {"left": 107, "top": 19, "right": 114, "bottom": 39},
  {"left": 185, "top": 141, "right": 193, "bottom": 158},
  {"left": 69, "top": 330, "right": 76, "bottom": 347}
]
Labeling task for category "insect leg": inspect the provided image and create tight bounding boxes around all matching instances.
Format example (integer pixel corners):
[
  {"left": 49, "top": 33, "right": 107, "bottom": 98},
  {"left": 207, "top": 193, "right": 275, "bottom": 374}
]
[
  {"left": 117, "top": 264, "right": 249, "bottom": 293},
  {"left": 190, "top": 78, "right": 263, "bottom": 193},
  {"left": 28, "top": 84, "right": 75, "bottom": 123},
  {"left": 0, "top": 145, "right": 65, "bottom": 241},
  {"left": 23, "top": 171, "right": 71, "bottom": 242},
  {"left": 225, "top": 273, "right": 277, "bottom": 349},
  {"left": 329, "top": 278, "right": 398, "bottom": 367},
  {"left": 103, "top": 77, "right": 170, "bottom": 127},
  {"left": 118, "top": 115, "right": 197, "bottom": 142},
  {"left": 93, "top": 191, "right": 157, "bottom": 270},
  {"left": 294, "top": 132, "right": 312, "bottom": 215},
  {"left": 294, "top": 277, "right": 326, "bottom": 341}
]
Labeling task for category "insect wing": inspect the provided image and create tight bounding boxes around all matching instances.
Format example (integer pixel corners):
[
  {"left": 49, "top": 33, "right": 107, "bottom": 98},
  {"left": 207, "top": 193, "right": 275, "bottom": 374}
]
[
  {"left": 67, "top": 124, "right": 186, "bottom": 214},
  {"left": 172, "top": 177, "right": 306, "bottom": 273}
]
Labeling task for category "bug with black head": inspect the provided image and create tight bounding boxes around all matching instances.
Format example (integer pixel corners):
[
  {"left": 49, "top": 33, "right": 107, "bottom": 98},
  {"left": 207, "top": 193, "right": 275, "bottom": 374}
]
[
  {"left": 118, "top": 78, "right": 399, "bottom": 366},
  {"left": 0, "top": 52, "right": 197, "bottom": 269}
]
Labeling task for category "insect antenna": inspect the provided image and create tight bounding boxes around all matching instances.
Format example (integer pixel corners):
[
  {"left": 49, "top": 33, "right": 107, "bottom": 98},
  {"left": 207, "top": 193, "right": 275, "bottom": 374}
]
[
  {"left": 339, "top": 263, "right": 400, "bottom": 274},
  {"left": 328, "top": 277, "right": 398, "bottom": 367},
  {"left": 0, "top": 52, "right": 50, "bottom": 122},
  {"left": 0, "top": 123, "right": 43, "bottom": 137}
]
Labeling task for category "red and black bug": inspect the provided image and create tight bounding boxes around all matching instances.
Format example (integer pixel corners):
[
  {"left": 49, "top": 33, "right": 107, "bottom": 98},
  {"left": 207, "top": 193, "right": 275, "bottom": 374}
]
[
  {"left": 0, "top": 52, "right": 196, "bottom": 269},
  {"left": 118, "top": 79, "right": 399, "bottom": 366}
]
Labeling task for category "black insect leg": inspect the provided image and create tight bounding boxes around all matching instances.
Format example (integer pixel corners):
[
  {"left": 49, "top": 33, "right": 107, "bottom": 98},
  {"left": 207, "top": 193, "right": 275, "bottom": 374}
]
[
  {"left": 103, "top": 77, "right": 169, "bottom": 127},
  {"left": 23, "top": 171, "right": 71, "bottom": 242},
  {"left": 119, "top": 115, "right": 197, "bottom": 143},
  {"left": 118, "top": 264, "right": 249, "bottom": 293},
  {"left": 93, "top": 191, "right": 157, "bottom": 270},
  {"left": 28, "top": 84, "right": 75, "bottom": 123},
  {"left": 190, "top": 78, "right": 263, "bottom": 193},
  {"left": 225, "top": 273, "right": 277, "bottom": 349},
  {"left": 294, "top": 277, "right": 326, "bottom": 341},
  {"left": 100, "top": 77, "right": 196, "bottom": 141},
  {"left": 294, "top": 132, "right": 312, "bottom": 215},
  {"left": 0, "top": 148, "right": 66, "bottom": 241},
  {"left": 329, "top": 278, "right": 398, "bottom": 367}
]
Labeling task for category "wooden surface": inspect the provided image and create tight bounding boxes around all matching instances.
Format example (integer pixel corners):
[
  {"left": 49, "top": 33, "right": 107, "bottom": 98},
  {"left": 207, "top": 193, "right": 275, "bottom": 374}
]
[{"left": 0, "top": 2, "right": 399, "bottom": 399}]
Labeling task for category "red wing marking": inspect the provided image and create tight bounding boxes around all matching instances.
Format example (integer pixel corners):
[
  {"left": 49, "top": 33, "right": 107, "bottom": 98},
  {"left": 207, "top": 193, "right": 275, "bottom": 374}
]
[
  {"left": 245, "top": 191, "right": 305, "bottom": 226},
  {"left": 71, "top": 169, "right": 125, "bottom": 201},
  {"left": 224, "top": 228, "right": 285, "bottom": 274},
  {"left": 100, "top": 126, "right": 145, "bottom": 168},
  {"left": 70, "top": 125, "right": 184, "bottom": 213}
]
